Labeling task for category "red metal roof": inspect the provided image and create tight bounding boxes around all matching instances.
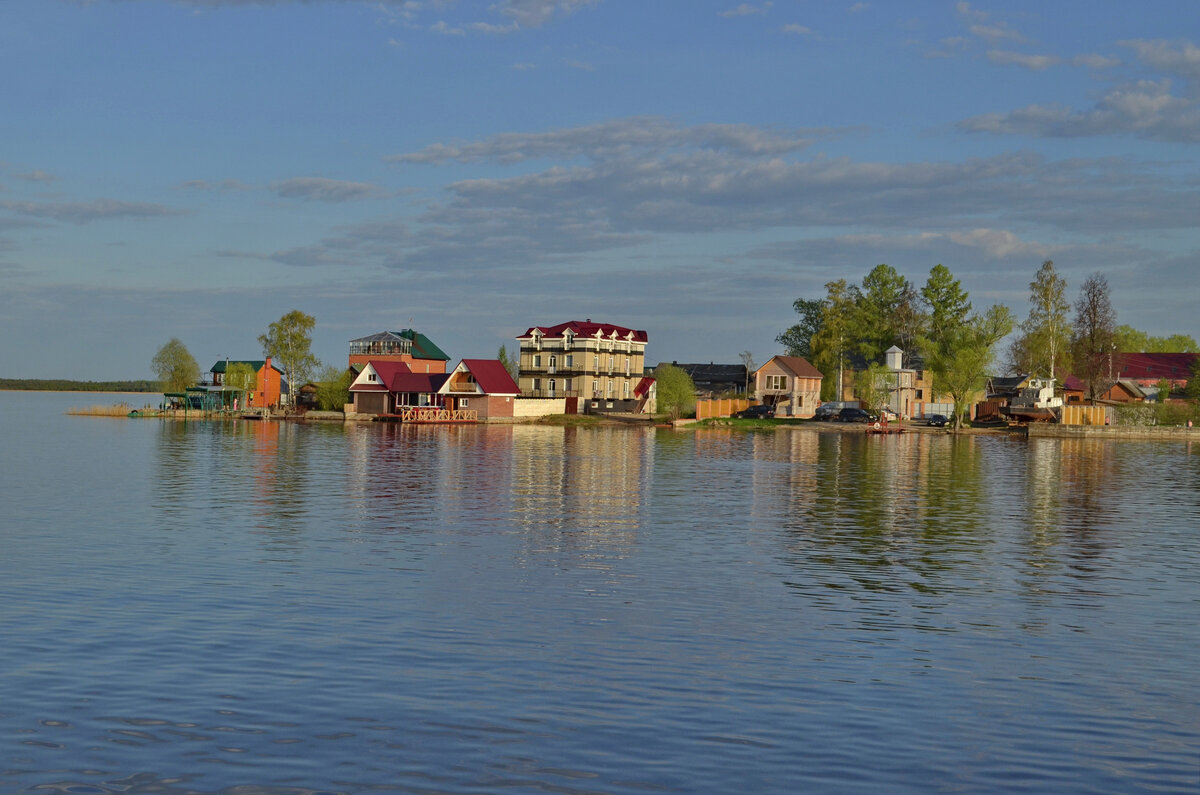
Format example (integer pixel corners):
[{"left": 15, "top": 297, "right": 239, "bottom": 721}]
[
  {"left": 459, "top": 359, "right": 520, "bottom": 394},
  {"left": 517, "top": 320, "right": 648, "bottom": 343},
  {"left": 634, "top": 376, "right": 655, "bottom": 398},
  {"left": 1116, "top": 352, "right": 1197, "bottom": 381}
]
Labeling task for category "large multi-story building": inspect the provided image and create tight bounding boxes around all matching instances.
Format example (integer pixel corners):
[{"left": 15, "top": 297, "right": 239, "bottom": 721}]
[{"left": 516, "top": 320, "right": 649, "bottom": 412}]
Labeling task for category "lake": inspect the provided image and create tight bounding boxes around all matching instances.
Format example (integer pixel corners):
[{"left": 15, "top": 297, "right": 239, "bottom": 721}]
[{"left": 1, "top": 391, "right": 1197, "bottom": 793}]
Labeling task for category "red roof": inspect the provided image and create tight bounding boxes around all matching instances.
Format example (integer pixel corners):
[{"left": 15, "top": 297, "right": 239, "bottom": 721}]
[
  {"left": 517, "top": 319, "right": 648, "bottom": 344},
  {"left": 459, "top": 359, "right": 520, "bottom": 394},
  {"left": 634, "top": 376, "right": 655, "bottom": 398},
  {"left": 350, "top": 361, "right": 447, "bottom": 394},
  {"left": 1116, "top": 352, "right": 1197, "bottom": 381}
]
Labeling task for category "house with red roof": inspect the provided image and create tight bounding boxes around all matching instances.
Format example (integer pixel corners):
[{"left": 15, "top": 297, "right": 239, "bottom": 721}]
[
  {"left": 348, "top": 360, "right": 448, "bottom": 416},
  {"left": 516, "top": 319, "right": 649, "bottom": 413},
  {"left": 437, "top": 359, "right": 521, "bottom": 420}
]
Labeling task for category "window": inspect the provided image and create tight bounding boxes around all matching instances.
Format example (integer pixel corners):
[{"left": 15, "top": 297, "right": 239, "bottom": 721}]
[
  {"left": 916, "top": 389, "right": 923, "bottom": 399},
  {"left": 624, "top": 381, "right": 630, "bottom": 398},
  {"left": 533, "top": 378, "right": 541, "bottom": 391},
  {"left": 549, "top": 355, "right": 557, "bottom": 372},
  {"left": 565, "top": 354, "right": 573, "bottom": 368},
  {"left": 460, "top": 398, "right": 469, "bottom": 407},
  {"left": 564, "top": 378, "right": 572, "bottom": 392},
  {"left": 549, "top": 379, "right": 556, "bottom": 395},
  {"left": 368, "top": 373, "right": 377, "bottom": 382},
  {"left": 609, "top": 356, "right": 615, "bottom": 371},
  {"left": 534, "top": 354, "right": 542, "bottom": 368},
  {"left": 767, "top": 374, "right": 786, "bottom": 390}
]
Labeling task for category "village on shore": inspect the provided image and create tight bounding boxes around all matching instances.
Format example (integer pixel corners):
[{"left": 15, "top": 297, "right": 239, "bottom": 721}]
[{"left": 130, "top": 314, "right": 1200, "bottom": 438}]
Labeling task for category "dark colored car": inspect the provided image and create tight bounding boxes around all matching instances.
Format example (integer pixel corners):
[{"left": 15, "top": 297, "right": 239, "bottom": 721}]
[
  {"left": 837, "top": 407, "right": 875, "bottom": 423},
  {"left": 734, "top": 404, "right": 775, "bottom": 419},
  {"left": 926, "top": 414, "right": 949, "bottom": 427},
  {"left": 813, "top": 405, "right": 840, "bottom": 421}
]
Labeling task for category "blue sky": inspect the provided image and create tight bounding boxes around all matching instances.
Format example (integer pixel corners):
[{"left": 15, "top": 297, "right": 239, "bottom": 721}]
[{"left": 1, "top": 0, "right": 1197, "bottom": 380}]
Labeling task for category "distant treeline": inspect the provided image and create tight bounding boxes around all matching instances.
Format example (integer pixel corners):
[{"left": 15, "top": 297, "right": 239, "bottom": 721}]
[{"left": 0, "top": 379, "right": 160, "bottom": 393}]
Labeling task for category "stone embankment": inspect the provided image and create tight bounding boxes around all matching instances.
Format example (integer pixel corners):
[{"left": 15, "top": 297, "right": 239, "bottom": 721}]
[{"left": 1028, "top": 424, "right": 1200, "bottom": 441}]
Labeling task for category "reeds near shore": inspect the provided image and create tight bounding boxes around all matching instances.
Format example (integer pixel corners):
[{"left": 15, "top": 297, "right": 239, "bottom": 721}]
[{"left": 67, "top": 403, "right": 133, "bottom": 416}]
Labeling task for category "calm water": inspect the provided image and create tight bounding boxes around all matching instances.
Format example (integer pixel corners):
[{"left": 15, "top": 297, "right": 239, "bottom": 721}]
[{"left": 1, "top": 391, "right": 1197, "bottom": 793}]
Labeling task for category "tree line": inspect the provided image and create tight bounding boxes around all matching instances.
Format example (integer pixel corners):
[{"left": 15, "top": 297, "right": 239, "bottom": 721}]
[
  {"left": 0, "top": 379, "right": 161, "bottom": 392},
  {"left": 777, "top": 261, "right": 1197, "bottom": 427}
]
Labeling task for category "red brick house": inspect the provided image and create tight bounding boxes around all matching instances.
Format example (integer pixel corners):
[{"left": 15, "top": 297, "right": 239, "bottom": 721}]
[{"left": 437, "top": 359, "right": 521, "bottom": 420}]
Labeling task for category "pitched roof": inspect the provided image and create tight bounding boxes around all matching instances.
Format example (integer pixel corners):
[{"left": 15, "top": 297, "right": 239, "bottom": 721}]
[
  {"left": 763, "top": 355, "right": 823, "bottom": 379},
  {"left": 1115, "top": 352, "right": 1197, "bottom": 380},
  {"left": 663, "top": 363, "right": 747, "bottom": 386},
  {"left": 210, "top": 360, "right": 282, "bottom": 374},
  {"left": 458, "top": 359, "right": 520, "bottom": 394},
  {"left": 518, "top": 319, "right": 648, "bottom": 344},
  {"left": 350, "top": 360, "right": 413, "bottom": 392},
  {"left": 635, "top": 376, "right": 655, "bottom": 398}
]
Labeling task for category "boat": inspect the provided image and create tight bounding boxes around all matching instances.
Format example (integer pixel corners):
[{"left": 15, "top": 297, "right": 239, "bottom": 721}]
[{"left": 1001, "top": 377, "right": 1062, "bottom": 422}]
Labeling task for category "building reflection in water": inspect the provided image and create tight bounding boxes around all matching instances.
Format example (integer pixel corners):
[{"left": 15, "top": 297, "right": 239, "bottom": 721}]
[{"left": 510, "top": 425, "right": 653, "bottom": 569}]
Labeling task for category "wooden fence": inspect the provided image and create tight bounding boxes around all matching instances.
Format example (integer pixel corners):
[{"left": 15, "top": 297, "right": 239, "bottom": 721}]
[{"left": 695, "top": 398, "right": 752, "bottom": 420}]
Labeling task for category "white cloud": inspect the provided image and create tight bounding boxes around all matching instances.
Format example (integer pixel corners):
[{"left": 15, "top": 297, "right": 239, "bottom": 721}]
[
  {"left": 271, "top": 177, "right": 386, "bottom": 202},
  {"left": 987, "top": 50, "right": 1059, "bottom": 71},
  {"left": 1073, "top": 53, "right": 1121, "bottom": 70},
  {"left": 0, "top": 198, "right": 185, "bottom": 224},
  {"left": 960, "top": 80, "right": 1200, "bottom": 142},
  {"left": 721, "top": 3, "right": 772, "bottom": 18},
  {"left": 15, "top": 169, "right": 56, "bottom": 183},
  {"left": 1121, "top": 39, "right": 1200, "bottom": 92},
  {"left": 781, "top": 24, "right": 812, "bottom": 36},
  {"left": 388, "top": 117, "right": 817, "bottom": 165}
]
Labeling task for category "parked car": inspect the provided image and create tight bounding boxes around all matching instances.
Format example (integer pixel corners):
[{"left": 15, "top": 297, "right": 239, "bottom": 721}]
[
  {"left": 734, "top": 404, "right": 775, "bottom": 419},
  {"left": 837, "top": 407, "right": 876, "bottom": 423},
  {"left": 813, "top": 404, "right": 840, "bottom": 421},
  {"left": 926, "top": 413, "right": 949, "bottom": 427},
  {"left": 879, "top": 407, "right": 898, "bottom": 421}
]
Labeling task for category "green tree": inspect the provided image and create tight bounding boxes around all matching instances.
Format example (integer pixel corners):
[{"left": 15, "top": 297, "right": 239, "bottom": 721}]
[
  {"left": 1114, "top": 324, "right": 1198, "bottom": 353},
  {"left": 1155, "top": 378, "right": 1173, "bottom": 403},
  {"left": 224, "top": 362, "right": 257, "bottom": 401},
  {"left": 922, "top": 304, "right": 1015, "bottom": 429},
  {"left": 857, "top": 264, "right": 921, "bottom": 363},
  {"left": 852, "top": 361, "right": 892, "bottom": 416},
  {"left": 497, "top": 344, "right": 518, "bottom": 380},
  {"left": 1185, "top": 356, "right": 1200, "bottom": 402},
  {"left": 654, "top": 363, "right": 696, "bottom": 421},
  {"left": 920, "top": 264, "right": 971, "bottom": 344},
  {"left": 314, "top": 364, "right": 354, "bottom": 411},
  {"left": 776, "top": 297, "right": 825, "bottom": 358},
  {"left": 811, "top": 279, "right": 861, "bottom": 401},
  {"left": 1070, "top": 273, "right": 1117, "bottom": 401},
  {"left": 151, "top": 338, "right": 200, "bottom": 393},
  {"left": 258, "top": 310, "right": 319, "bottom": 406},
  {"left": 1012, "top": 260, "right": 1071, "bottom": 379}
]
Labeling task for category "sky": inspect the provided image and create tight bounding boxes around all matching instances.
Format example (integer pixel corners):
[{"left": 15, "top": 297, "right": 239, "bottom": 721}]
[{"left": 1, "top": 0, "right": 1197, "bottom": 380}]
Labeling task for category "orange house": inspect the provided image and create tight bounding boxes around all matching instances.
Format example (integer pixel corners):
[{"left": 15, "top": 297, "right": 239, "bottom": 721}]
[
  {"left": 348, "top": 329, "right": 450, "bottom": 374},
  {"left": 211, "top": 358, "right": 287, "bottom": 409}
]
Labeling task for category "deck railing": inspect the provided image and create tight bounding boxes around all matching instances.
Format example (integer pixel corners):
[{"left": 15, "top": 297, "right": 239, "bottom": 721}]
[{"left": 397, "top": 407, "right": 478, "bottom": 423}]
